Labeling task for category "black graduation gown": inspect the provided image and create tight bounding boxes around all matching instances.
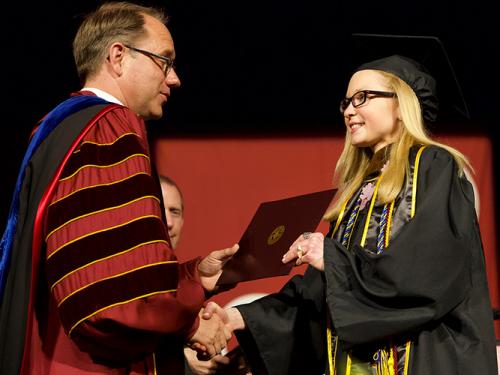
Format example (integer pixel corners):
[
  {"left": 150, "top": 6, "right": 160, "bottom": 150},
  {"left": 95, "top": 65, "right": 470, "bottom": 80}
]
[{"left": 236, "top": 146, "right": 497, "bottom": 375}]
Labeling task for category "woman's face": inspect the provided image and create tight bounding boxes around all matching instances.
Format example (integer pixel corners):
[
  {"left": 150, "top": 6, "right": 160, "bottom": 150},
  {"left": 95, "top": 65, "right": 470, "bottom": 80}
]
[{"left": 343, "top": 70, "right": 400, "bottom": 153}]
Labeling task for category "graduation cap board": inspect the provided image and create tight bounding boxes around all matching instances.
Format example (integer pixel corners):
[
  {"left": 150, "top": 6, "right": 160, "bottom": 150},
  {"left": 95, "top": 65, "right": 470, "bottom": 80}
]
[
  {"left": 216, "top": 188, "right": 337, "bottom": 285},
  {"left": 349, "top": 33, "right": 470, "bottom": 122}
]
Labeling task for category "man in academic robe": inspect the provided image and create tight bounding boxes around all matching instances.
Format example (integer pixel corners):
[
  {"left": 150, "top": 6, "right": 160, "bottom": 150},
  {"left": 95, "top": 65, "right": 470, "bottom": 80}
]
[{"left": 0, "top": 2, "right": 237, "bottom": 374}]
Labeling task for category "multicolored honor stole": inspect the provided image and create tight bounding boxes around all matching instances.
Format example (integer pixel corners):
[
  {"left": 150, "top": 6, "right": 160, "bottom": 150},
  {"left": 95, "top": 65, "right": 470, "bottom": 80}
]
[
  {"left": 327, "top": 146, "right": 427, "bottom": 375},
  {"left": 0, "top": 95, "right": 110, "bottom": 301}
]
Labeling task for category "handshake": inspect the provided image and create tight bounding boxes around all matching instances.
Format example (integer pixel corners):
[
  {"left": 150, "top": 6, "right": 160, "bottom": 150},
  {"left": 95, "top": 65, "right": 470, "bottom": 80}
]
[
  {"left": 187, "top": 231, "right": 326, "bottom": 360},
  {"left": 183, "top": 243, "right": 247, "bottom": 373},
  {"left": 186, "top": 302, "right": 242, "bottom": 359}
]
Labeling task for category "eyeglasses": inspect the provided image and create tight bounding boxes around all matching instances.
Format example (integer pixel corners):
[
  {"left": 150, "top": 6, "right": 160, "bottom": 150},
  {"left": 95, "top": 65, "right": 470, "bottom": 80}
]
[
  {"left": 340, "top": 90, "right": 396, "bottom": 114},
  {"left": 124, "top": 44, "right": 175, "bottom": 76}
]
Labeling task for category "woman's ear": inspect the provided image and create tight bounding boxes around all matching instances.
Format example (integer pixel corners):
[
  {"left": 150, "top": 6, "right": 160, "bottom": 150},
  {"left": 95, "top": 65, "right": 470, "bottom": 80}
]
[{"left": 396, "top": 106, "right": 402, "bottom": 121}]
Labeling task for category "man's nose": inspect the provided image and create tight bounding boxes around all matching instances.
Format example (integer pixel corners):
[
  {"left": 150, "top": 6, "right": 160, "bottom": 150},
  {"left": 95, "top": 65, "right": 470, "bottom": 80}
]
[
  {"left": 166, "top": 68, "right": 181, "bottom": 88},
  {"left": 165, "top": 211, "right": 173, "bottom": 228}
]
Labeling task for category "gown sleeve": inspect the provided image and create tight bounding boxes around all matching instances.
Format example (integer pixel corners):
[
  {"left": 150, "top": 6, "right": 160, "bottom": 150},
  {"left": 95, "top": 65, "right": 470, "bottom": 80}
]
[
  {"left": 236, "top": 266, "right": 327, "bottom": 375},
  {"left": 323, "top": 146, "right": 475, "bottom": 347},
  {"left": 43, "top": 107, "right": 205, "bottom": 363}
]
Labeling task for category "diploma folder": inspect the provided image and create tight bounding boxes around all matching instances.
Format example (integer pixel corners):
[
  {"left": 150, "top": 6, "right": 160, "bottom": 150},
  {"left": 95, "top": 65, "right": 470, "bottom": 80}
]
[{"left": 216, "top": 188, "right": 337, "bottom": 285}]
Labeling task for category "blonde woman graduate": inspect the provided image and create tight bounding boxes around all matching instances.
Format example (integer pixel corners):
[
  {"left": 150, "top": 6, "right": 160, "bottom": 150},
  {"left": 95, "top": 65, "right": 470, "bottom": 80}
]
[{"left": 218, "top": 55, "right": 497, "bottom": 375}]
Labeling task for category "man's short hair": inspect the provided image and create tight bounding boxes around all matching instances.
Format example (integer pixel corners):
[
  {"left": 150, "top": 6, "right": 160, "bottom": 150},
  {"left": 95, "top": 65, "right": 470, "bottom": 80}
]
[
  {"left": 159, "top": 175, "right": 184, "bottom": 210},
  {"left": 73, "top": 1, "right": 168, "bottom": 84}
]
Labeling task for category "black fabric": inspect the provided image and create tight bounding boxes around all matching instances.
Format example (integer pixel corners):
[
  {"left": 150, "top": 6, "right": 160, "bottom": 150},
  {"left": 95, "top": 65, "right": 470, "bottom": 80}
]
[
  {"left": 236, "top": 267, "right": 327, "bottom": 375},
  {"left": 236, "top": 146, "right": 496, "bottom": 374},
  {"left": 324, "top": 146, "right": 496, "bottom": 373},
  {"left": 350, "top": 34, "right": 471, "bottom": 122},
  {"left": 0, "top": 104, "right": 110, "bottom": 375},
  {"left": 356, "top": 55, "right": 439, "bottom": 123}
]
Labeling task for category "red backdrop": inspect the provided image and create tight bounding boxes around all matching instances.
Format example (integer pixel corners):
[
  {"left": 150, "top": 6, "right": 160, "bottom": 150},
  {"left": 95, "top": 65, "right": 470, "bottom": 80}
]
[{"left": 154, "top": 133, "right": 499, "bottom": 339}]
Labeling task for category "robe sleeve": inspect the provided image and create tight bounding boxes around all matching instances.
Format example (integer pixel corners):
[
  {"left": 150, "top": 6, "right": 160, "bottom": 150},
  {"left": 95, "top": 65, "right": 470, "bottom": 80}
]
[
  {"left": 236, "top": 267, "right": 327, "bottom": 375},
  {"left": 43, "top": 107, "right": 205, "bottom": 363},
  {"left": 324, "top": 146, "right": 475, "bottom": 347}
]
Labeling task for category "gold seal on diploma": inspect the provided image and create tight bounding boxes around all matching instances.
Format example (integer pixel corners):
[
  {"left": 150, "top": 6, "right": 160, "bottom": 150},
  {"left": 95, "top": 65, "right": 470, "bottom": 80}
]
[
  {"left": 268, "top": 225, "right": 285, "bottom": 245},
  {"left": 217, "top": 188, "right": 337, "bottom": 286}
]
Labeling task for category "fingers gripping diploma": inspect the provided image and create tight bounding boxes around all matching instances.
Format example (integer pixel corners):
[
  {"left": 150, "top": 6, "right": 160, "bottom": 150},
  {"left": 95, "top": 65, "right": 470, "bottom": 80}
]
[
  {"left": 282, "top": 232, "right": 325, "bottom": 271},
  {"left": 188, "top": 304, "right": 232, "bottom": 358},
  {"left": 198, "top": 244, "right": 239, "bottom": 292}
]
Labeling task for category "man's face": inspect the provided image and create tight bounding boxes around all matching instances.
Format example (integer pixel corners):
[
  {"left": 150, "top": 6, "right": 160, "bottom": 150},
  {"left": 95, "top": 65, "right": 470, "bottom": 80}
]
[
  {"left": 161, "top": 182, "right": 184, "bottom": 249},
  {"left": 121, "top": 14, "right": 181, "bottom": 120}
]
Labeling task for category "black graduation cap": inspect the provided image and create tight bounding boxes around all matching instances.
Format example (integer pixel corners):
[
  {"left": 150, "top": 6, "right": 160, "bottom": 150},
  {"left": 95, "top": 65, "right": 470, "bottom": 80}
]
[{"left": 348, "top": 33, "right": 470, "bottom": 122}]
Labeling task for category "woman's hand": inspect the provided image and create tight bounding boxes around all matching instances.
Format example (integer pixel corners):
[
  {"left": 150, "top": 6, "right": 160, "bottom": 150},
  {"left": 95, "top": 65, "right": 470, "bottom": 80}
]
[{"left": 282, "top": 232, "right": 325, "bottom": 271}]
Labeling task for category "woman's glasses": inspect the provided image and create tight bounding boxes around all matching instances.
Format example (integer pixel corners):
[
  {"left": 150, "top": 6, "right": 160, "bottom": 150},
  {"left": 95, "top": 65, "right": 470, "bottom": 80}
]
[{"left": 340, "top": 90, "right": 396, "bottom": 114}]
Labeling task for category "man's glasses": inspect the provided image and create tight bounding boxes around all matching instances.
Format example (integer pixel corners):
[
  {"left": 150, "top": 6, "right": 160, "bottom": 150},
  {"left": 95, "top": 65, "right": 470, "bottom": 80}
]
[
  {"left": 124, "top": 44, "right": 175, "bottom": 76},
  {"left": 340, "top": 90, "right": 396, "bottom": 114}
]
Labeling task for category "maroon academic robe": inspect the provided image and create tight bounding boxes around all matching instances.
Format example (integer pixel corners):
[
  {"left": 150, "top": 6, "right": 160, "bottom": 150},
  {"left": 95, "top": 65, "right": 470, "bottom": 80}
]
[{"left": 20, "top": 93, "right": 205, "bottom": 374}]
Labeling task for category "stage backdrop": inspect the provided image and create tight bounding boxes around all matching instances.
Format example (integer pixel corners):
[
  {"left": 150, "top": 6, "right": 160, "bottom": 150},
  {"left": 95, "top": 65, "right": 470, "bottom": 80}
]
[{"left": 154, "top": 133, "right": 499, "bottom": 340}]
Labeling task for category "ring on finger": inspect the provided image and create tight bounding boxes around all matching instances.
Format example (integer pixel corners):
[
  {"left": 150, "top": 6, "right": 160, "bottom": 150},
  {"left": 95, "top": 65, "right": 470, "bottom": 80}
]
[
  {"left": 303, "top": 231, "right": 312, "bottom": 239},
  {"left": 297, "top": 244, "right": 304, "bottom": 258}
]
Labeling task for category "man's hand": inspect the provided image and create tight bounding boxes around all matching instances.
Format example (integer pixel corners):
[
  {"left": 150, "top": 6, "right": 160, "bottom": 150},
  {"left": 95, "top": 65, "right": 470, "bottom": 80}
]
[
  {"left": 203, "top": 302, "right": 246, "bottom": 332},
  {"left": 189, "top": 308, "right": 232, "bottom": 358},
  {"left": 184, "top": 347, "right": 230, "bottom": 375},
  {"left": 198, "top": 244, "right": 239, "bottom": 292}
]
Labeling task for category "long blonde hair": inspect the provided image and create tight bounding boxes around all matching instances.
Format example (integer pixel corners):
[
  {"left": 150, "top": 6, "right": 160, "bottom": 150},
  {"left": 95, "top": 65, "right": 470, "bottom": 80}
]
[{"left": 324, "top": 71, "right": 470, "bottom": 221}]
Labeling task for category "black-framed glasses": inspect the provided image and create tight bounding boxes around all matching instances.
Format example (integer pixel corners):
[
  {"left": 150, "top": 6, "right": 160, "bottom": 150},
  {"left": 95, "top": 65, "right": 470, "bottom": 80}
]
[
  {"left": 340, "top": 90, "right": 396, "bottom": 114},
  {"left": 124, "top": 44, "right": 175, "bottom": 76}
]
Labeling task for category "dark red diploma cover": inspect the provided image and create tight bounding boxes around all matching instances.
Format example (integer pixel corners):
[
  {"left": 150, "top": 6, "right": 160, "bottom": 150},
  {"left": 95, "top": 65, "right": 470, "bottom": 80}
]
[{"left": 217, "top": 188, "right": 337, "bottom": 285}]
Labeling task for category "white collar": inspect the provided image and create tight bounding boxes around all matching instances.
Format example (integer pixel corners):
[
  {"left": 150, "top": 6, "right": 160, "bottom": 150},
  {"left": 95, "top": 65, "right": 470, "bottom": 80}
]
[{"left": 81, "top": 87, "right": 124, "bottom": 106}]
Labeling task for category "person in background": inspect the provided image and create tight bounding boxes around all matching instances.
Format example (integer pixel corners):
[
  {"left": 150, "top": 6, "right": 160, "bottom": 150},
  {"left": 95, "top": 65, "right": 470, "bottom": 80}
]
[
  {"left": 0, "top": 2, "right": 237, "bottom": 374},
  {"left": 216, "top": 55, "right": 497, "bottom": 374},
  {"left": 159, "top": 175, "right": 232, "bottom": 374},
  {"left": 159, "top": 175, "right": 185, "bottom": 250}
]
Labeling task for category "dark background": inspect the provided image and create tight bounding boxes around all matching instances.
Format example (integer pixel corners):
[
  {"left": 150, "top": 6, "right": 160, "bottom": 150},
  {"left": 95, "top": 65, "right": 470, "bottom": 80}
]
[{"left": 1, "top": 0, "right": 498, "bottom": 227}]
